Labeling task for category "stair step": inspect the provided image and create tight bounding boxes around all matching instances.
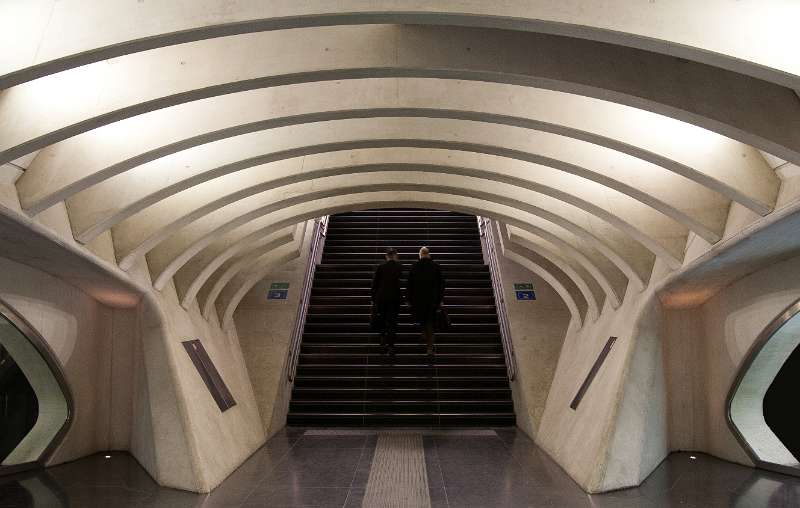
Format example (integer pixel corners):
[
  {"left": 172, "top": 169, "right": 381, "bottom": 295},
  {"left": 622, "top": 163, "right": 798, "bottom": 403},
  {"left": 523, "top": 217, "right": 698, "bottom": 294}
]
[
  {"left": 299, "top": 343, "right": 503, "bottom": 353},
  {"left": 301, "top": 332, "right": 501, "bottom": 344},
  {"left": 311, "top": 287, "right": 493, "bottom": 296},
  {"left": 296, "top": 365, "right": 508, "bottom": 377},
  {"left": 286, "top": 413, "right": 517, "bottom": 426},
  {"left": 289, "top": 401, "right": 514, "bottom": 412},
  {"left": 297, "top": 353, "right": 505, "bottom": 365},
  {"left": 292, "top": 387, "right": 512, "bottom": 399},
  {"left": 293, "top": 375, "right": 511, "bottom": 388}
]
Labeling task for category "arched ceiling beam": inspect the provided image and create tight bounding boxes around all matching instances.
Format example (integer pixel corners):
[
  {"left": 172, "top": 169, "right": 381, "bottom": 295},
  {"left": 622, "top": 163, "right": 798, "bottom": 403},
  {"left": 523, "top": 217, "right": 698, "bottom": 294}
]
[
  {"left": 179, "top": 225, "right": 300, "bottom": 308},
  {"left": 206, "top": 214, "right": 606, "bottom": 322},
  {"left": 69, "top": 132, "right": 724, "bottom": 250},
  {"left": 506, "top": 225, "right": 607, "bottom": 315},
  {"left": 176, "top": 192, "right": 629, "bottom": 314},
  {"left": 195, "top": 227, "right": 299, "bottom": 314},
  {"left": 122, "top": 168, "right": 642, "bottom": 306},
  {"left": 218, "top": 249, "right": 301, "bottom": 328},
  {"left": 143, "top": 184, "right": 633, "bottom": 307},
  {"left": 214, "top": 198, "right": 587, "bottom": 330},
  {"left": 2, "top": 25, "right": 798, "bottom": 170},
  {"left": 205, "top": 232, "right": 305, "bottom": 320},
  {"left": 92, "top": 137, "right": 695, "bottom": 267},
  {"left": 19, "top": 103, "right": 773, "bottom": 219},
  {"left": 3, "top": 5, "right": 798, "bottom": 90},
  {"left": 500, "top": 240, "right": 585, "bottom": 330}
]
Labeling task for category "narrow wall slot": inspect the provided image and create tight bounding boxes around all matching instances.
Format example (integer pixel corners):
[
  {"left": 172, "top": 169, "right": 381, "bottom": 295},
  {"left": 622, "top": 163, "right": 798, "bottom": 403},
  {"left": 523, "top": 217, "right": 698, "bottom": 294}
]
[
  {"left": 182, "top": 340, "right": 237, "bottom": 412},
  {"left": 570, "top": 336, "right": 617, "bottom": 410}
]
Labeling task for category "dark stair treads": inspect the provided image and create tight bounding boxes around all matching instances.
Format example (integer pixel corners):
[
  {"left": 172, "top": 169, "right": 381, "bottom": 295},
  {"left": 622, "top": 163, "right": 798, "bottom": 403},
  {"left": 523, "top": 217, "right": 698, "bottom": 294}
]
[{"left": 288, "top": 208, "right": 515, "bottom": 426}]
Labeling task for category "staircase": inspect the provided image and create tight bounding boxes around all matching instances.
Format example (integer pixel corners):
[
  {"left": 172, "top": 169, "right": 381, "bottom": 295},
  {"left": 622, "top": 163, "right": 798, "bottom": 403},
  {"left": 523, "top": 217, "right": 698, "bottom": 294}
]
[{"left": 287, "top": 208, "right": 516, "bottom": 426}]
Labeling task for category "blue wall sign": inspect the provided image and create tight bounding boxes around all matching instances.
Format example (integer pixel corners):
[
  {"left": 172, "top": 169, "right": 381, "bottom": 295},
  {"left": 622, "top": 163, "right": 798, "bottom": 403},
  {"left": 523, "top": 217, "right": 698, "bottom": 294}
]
[
  {"left": 267, "top": 289, "right": 289, "bottom": 300},
  {"left": 515, "top": 290, "right": 536, "bottom": 301}
]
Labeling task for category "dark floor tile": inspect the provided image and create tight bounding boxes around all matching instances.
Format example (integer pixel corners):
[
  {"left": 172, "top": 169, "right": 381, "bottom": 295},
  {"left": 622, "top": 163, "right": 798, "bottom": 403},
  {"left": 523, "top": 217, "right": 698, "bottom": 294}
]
[
  {"left": 423, "top": 436, "right": 444, "bottom": 490},
  {"left": 429, "top": 486, "right": 450, "bottom": 508},
  {"left": 241, "top": 485, "right": 349, "bottom": 507},
  {"left": 262, "top": 447, "right": 363, "bottom": 488},
  {"left": 342, "top": 488, "right": 365, "bottom": 508},
  {"left": 438, "top": 475, "right": 541, "bottom": 508},
  {"left": 350, "top": 446, "right": 375, "bottom": 489},
  {"left": 6, "top": 427, "right": 800, "bottom": 508},
  {"left": 293, "top": 435, "right": 367, "bottom": 450}
]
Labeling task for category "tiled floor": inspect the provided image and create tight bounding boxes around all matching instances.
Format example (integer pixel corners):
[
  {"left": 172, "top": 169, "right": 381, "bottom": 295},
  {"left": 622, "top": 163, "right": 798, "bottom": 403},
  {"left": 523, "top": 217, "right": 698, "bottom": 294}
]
[{"left": 2, "top": 427, "right": 800, "bottom": 507}]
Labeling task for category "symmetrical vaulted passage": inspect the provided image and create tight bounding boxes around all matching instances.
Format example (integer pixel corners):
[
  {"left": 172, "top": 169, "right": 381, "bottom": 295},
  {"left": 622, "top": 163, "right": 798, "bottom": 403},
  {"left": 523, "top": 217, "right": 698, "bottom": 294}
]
[{"left": 2, "top": 1, "right": 800, "bottom": 501}]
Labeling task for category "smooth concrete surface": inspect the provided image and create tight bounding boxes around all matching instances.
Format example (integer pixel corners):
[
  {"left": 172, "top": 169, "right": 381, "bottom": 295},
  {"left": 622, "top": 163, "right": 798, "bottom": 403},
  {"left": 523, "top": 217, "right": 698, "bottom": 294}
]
[
  {"left": 3, "top": 428, "right": 800, "bottom": 507},
  {"left": 0, "top": 257, "right": 127, "bottom": 466},
  {"left": 664, "top": 255, "right": 800, "bottom": 468},
  {"left": 492, "top": 229, "right": 572, "bottom": 440},
  {"left": 3, "top": 1, "right": 799, "bottom": 86},
  {"left": 231, "top": 221, "right": 314, "bottom": 435}
]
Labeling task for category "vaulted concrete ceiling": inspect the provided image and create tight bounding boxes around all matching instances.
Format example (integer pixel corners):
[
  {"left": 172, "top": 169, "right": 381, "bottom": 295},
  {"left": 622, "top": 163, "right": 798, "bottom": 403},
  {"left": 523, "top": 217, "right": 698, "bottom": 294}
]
[{"left": 2, "top": 1, "right": 798, "bottom": 324}]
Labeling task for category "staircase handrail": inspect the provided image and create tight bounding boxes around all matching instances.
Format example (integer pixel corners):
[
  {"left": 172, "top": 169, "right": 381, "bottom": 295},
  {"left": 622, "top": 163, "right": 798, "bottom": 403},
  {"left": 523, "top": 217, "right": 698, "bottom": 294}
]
[
  {"left": 287, "top": 215, "right": 329, "bottom": 382},
  {"left": 477, "top": 216, "right": 517, "bottom": 381}
]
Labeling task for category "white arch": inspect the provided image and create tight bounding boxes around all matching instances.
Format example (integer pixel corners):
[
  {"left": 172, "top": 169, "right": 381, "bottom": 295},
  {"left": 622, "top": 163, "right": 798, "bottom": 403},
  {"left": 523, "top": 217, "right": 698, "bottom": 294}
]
[
  {"left": 3, "top": 4, "right": 798, "bottom": 89},
  {"left": 109, "top": 162, "right": 669, "bottom": 284},
  {"left": 3, "top": 25, "right": 797, "bottom": 169},
  {"left": 149, "top": 188, "right": 632, "bottom": 314},
  {"left": 135, "top": 181, "right": 641, "bottom": 297},
  {"left": 200, "top": 225, "right": 305, "bottom": 318},
  {"left": 21, "top": 106, "right": 769, "bottom": 219}
]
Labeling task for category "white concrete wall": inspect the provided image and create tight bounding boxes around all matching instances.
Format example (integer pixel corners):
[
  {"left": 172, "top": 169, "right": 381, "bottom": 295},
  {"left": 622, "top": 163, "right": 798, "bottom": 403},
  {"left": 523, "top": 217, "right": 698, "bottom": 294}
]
[
  {"left": 0, "top": 178, "right": 268, "bottom": 492},
  {"left": 233, "top": 259, "right": 304, "bottom": 436},
  {"left": 0, "top": 256, "right": 130, "bottom": 465},
  {"left": 534, "top": 261, "right": 672, "bottom": 493},
  {"left": 490, "top": 225, "right": 572, "bottom": 439},
  {"left": 664, "top": 254, "right": 800, "bottom": 466}
]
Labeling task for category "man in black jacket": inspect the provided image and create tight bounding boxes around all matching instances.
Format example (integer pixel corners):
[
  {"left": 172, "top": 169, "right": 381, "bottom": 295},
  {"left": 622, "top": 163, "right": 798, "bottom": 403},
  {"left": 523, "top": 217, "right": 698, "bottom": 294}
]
[
  {"left": 371, "top": 248, "right": 403, "bottom": 354},
  {"left": 407, "top": 246, "right": 445, "bottom": 357}
]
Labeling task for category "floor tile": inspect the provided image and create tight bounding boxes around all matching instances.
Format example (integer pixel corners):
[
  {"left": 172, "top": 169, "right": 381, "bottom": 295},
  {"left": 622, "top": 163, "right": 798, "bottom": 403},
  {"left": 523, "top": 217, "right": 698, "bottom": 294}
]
[
  {"left": 241, "top": 486, "right": 349, "bottom": 507},
  {"left": 3, "top": 428, "right": 800, "bottom": 507}
]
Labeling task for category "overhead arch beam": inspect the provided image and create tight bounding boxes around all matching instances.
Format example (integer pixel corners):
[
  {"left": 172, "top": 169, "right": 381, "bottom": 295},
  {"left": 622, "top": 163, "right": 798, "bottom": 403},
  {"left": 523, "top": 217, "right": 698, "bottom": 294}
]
[
  {"left": 119, "top": 166, "right": 648, "bottom": 303},
  {"left": 92, "top": 138, "right": 696, "bottom": 261},
  {"left": 3, "top": 26, "right": 798, "bottom": 170},
  {"left": 3, "top": 7, "right": 798, "bottom": 91},
  {"left": 214, "top": 198, "right": 586, "bottom": 329},
  {"left": 506, "top": 226, "right": 607, "bottom": 315},
  {"left": 206, "top": 234, "right": 306, "bottom": 319},
  {"left": 194, "top": 227, "right": 298, "bottom": 313},
  {"left": 500, "top": 242, "right": 585, "bottom": 330},
  {"left": 22, "top": 107, "right": 767, "bottom": 218},
  {"left": 219, "top": 250, "right": 301, "bottom": 328},
  {"left": 200, "top": 193, "right": 611, "bottom": 317},
  {"left": 145, "top": 184, "right": 634, "bottom": 304}
]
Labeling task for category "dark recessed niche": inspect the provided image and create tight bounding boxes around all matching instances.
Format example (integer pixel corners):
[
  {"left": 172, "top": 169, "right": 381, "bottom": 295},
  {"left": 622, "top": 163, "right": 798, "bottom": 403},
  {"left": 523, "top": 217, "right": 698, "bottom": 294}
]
[
  {"left": 182, "top": 340, "right": 236, "bottom": 412},
  {"left": 570, "top": 336, "right": 617, "bottom": 410}
]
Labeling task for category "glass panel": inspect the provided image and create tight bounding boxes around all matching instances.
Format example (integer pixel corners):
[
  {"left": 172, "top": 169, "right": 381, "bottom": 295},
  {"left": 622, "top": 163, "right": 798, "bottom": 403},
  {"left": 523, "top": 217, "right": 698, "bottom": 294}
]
[
  {"left": 0, "top": 343, "right": 39, "bottom": 463},
  {"left": 0, "top": 307, "right": 69, "bottom": 471},
  {"left": 764, "top": 342, "right": 800, "bottom": 462},
  {"left": 728, "top": 299, "right": 800, "bottom": 474}
]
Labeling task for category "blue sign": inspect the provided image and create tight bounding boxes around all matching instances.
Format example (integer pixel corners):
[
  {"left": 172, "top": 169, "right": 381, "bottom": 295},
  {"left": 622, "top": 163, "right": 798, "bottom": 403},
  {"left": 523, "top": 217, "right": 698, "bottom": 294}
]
[
  {"left": 267, "top": 289, "right": 289, "bottom": 300},
  {"left": 515, "top": 290, "right": 536, "bottom": 301}
]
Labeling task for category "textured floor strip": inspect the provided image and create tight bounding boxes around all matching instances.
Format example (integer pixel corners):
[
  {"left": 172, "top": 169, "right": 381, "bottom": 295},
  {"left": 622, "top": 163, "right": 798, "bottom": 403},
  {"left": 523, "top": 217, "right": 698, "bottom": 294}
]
[{"left": 361, "top": 433, "right": 432, "bottom": 508}]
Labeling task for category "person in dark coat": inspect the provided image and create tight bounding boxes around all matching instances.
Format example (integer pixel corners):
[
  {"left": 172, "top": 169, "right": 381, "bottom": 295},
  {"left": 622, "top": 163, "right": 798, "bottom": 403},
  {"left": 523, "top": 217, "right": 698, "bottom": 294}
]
[
  {"left": 407, "top": 246, "right": 445, "bottom": 356},
  {"left": 371, "top": 248, "right": 403, "bottom": 354}
]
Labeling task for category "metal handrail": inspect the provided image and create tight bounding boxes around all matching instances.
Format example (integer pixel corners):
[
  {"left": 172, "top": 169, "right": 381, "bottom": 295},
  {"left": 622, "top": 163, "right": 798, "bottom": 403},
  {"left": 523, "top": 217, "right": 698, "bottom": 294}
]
[
  {"left": 287, "top": 216, "right": 329, "bottom": 382},
  {"left": 478, "top": 216, "right": 517, "bottom": 381}
]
